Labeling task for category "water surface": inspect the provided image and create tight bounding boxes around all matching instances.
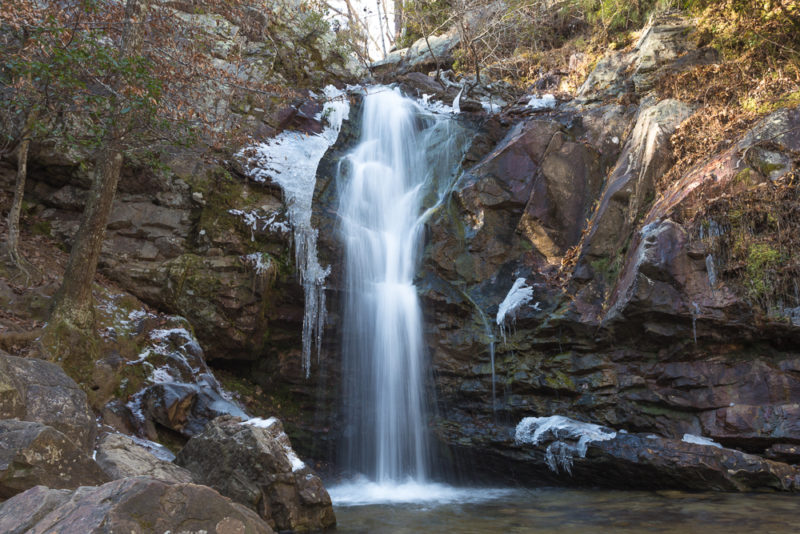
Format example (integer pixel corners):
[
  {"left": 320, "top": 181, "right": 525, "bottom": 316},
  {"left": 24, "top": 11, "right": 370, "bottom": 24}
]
[{"left": 332, "top": 487, "right": 799, "bottom": 533}]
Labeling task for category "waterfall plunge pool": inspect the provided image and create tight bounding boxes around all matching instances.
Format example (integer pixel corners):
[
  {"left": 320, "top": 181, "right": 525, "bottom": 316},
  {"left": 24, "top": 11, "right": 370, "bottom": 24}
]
[{"left": 330, "top": 485, "right": 799, "bottom": 533}]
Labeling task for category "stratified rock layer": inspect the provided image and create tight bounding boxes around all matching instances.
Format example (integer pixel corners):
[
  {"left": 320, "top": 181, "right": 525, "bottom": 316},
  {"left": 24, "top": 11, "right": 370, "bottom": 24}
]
[{"left": 414, "top": 13, "right": 800, "bottom": 490}]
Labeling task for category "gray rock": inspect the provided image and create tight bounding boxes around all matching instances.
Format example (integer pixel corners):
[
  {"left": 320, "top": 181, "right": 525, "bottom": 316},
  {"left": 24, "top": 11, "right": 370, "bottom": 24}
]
[
  {"left": 177, "top": 415, "right": 335, "bottom": 532},
  {"left": 95, "top": 433, "right": 194, "bottom": 483},
  {"left": 0, "top": 420, "right": 108, "bottom": 498},
  {"left": 0, "top": 485, "right": 73, "bottom": 534},
  {"left": 0, "top": 477, "right": 273, "bottom": 534},
  {"left": 581, "top": 98, "right": 693, "bottom": 265},
  {"left": 0, "top": 353, "right": 96, "bottom": 451}
]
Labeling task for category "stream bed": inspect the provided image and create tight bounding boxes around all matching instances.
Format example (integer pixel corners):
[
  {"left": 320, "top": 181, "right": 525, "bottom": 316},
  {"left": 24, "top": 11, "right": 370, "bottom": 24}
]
[{"left": 331, "top": 486, "right": 799, "bottom": 533}]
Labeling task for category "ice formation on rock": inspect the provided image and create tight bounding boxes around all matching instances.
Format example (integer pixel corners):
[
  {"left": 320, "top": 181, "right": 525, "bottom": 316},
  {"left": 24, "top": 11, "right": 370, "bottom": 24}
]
[{"left": 240, "top": 85, "right": 350, "bottom": 377}]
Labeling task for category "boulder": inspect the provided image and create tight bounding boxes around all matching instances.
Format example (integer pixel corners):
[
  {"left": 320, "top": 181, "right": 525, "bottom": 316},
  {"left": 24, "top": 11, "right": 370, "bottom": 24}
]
[
  {"left": 135, "top": 381, "right": 248, "bottom": 438},
  {"left": 371, "top": 30, "right": 461, "bottom": 77},
  {"left": 0, "top": 420, "right": 108, "bottom": 498},
  {"left": 0, "top": 477, "right": 273, "bottom": 534},
  {"left": 518, "top": 129, "right": 603, "bottom": 261},
  {"left": 109, "top": 253, "right": 277, "bottom": 360},
  {"left": 0, "top": 353, "right": 96, "bottom": 451},
  {"left": 577, "top": 12, "right": 710, "bottom": 98},
  {"left": 95, "top": 433, "right": 194, "bottom": 483},
  {"left": 177, "top": 416, "right": 335, "bottom": 532},
  {"left": 0, "top": 485, "right": 73, "bottom": 534}
]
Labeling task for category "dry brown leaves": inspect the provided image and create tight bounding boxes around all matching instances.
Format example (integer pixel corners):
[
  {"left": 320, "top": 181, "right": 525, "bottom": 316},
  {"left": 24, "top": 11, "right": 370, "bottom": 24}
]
[{"left": 655, "top": 53, "right": 800, "bottom": 193}]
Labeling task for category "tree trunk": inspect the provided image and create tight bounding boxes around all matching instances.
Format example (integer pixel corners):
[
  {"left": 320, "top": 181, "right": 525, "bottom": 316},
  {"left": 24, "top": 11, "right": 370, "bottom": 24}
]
[
  {"left": 48, "top": 0, "right": 149, "bottom": 332},
  {"left": 6, "top": 111, "right": 38, "bottom": 281},
  {"left": 394, "top": 0, "right": 403, "bottom": 43}
]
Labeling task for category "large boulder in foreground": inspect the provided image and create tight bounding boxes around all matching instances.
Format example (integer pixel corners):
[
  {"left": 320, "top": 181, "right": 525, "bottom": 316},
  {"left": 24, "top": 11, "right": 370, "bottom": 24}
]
[
  {"left": 0, "top": 477, "right": 273, "bottom": 534},
  {"left": 95, "top": 433, "right": 194, "bottom": 484},
  {"left": 177, "top": 415, "right": 335, "bottom": 532},
  {"left": 0, "top": 353, "right": 96, "bottom": 451},
  {"left": 507, "top": 415, "right": 800, "bottom": 492},
  {"left": 0, "top": 420, "right": 108, "bottom": 498}
]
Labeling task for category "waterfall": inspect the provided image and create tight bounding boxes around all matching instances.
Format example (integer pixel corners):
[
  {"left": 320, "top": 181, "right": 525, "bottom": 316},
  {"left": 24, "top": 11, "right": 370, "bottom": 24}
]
[{"left": 337, "top": 87, "right": 468, "bottom": 483}]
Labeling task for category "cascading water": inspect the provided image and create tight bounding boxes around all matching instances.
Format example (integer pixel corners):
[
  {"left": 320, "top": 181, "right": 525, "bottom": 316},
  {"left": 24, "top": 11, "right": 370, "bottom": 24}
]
[{"left": 336, "top": 87, "right": 469, "bottom": 488}]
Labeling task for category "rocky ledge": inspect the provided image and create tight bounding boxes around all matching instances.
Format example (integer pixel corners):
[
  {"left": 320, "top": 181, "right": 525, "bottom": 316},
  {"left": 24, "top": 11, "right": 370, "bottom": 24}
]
[{"left": 446, "top": 415, "right": 800, "bottom": 492}]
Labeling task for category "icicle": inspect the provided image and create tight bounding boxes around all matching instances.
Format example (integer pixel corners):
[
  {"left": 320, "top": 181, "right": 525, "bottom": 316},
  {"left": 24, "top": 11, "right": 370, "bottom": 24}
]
[{"left": 239, "top": 86, "right": 350, "bottom": 378}]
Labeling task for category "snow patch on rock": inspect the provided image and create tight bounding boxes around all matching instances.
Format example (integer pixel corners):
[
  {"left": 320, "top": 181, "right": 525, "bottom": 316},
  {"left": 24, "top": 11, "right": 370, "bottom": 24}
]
[{"left": 682, "top": 433, "right": 723, "bottom": 448}]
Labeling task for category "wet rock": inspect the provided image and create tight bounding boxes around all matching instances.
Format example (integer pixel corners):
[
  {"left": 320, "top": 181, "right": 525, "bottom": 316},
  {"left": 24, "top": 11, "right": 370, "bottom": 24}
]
[
  {"left": 0, "top": 477, "right": 273, "bottom": 534},
  {"left": 398, "top": 72, "right": 449, "bottom": 99},
  {"left": 95, "top": 433, "right": 194, "bottom": 483},
  {"left": 0, "top": 353, "right": 96, "bottom": 451},
  {"left": 765, "top": 443, "right": 800, "bottom": 465},
  {"left": 699, "top": 404, "right": 800, "bottom": 449},
  {"left": 0, "top": 420, "right": 108, "bottom": 498},
  {"left": 508, "top": 416, "right": 800, "bottom": 491},
  {"left": 176, "top": 415, "right": 335, "bottom": 532}
]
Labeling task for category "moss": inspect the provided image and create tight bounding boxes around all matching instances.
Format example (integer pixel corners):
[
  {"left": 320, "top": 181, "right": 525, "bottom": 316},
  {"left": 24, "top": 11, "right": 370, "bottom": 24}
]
[
  {"left": 745, "top": 243, "right": 783, "bottom": 299},
  {"left": 39, "top": 321, "right": 100, "bottom": 393},
  {"left": 733, "top": 167, "right": 753, "bottom": 186},
  {"left": 590, "top": 253, "right": 623, "bottom": 284},
  {"left": 756, "top": 161, "right": 785, "bottom": 177},
  {"left": 543, "top": 370, "right": 575, "bottom": 391},
  {"left": 30, "top": 219, "right": 52, "bottom": 237}
]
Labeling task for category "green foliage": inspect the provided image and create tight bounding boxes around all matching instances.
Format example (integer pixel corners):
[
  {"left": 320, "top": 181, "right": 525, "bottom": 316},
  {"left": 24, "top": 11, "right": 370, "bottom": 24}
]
[
  {"left": 1, "top": 4, "right": 164, "bottom": 159},
  {"left": 581, "top": 0, "right": 657, "bottom": 35}
]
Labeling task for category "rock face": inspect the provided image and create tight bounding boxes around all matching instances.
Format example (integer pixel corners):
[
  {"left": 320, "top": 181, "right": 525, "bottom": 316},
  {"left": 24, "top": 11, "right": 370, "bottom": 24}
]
[
  {"left": 177, "top": 416, "right": 335, "bottom": 532},
  {"left": 95, "top": 433, "right": 194, "bottom": 483},
  {"left": 11, "top": 0, "right": 356, "bottom": 367},
  {"left": 0, "top": 420, "right": 108, "bottom": 498},
  {"left": 408, "top": 13, "right": 800, "bottom": 490},
  {"left": 0, "top": 477, "right": 273, "bottom": 534},
  {"left": 0, "top": 353, "right": 96, "bottom": 451}
]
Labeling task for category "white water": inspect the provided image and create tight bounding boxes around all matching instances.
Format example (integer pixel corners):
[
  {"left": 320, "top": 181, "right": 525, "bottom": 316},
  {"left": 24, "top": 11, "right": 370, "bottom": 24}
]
[
  {"left": 336, "top": 87, "right": 471, "bottom": 493},
  {"left": 338, "top": 88, "right": 431, "bottom": 483},
  {"left": 330, "top": 476, "right": 513, "bottom": 506}
]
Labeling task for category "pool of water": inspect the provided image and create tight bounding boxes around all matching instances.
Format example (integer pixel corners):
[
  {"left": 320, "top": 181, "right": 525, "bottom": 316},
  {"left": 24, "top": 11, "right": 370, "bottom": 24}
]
[{"left": 331, "top": 484, "right": 799, "bottom": 533}]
